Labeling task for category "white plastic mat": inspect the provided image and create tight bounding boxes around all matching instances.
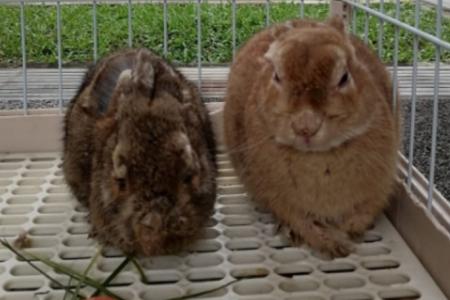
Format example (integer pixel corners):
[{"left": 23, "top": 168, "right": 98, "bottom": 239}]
[{"left": 0, "top": 152, "right": 445, "bottom": 300}]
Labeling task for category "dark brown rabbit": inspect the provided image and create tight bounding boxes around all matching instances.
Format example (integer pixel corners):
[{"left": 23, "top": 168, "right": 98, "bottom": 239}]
[
  {"left": 63, "top": 48, "right": 216, "bottom": 255},
  {"left": 224, "top": 17, "right": 400, "bottom": 257}
]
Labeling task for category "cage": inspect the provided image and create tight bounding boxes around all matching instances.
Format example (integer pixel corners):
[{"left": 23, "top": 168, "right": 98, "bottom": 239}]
[{"left": 0, "top": 0, "right": 449, "bottom": 299}]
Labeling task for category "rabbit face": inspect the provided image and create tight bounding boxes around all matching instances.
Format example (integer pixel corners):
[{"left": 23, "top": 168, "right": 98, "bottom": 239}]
[
  {"left": 99, "top": 66, "right": 204, "bottom": 208},
  {"left": 262, "top": 26, "right": 377, "bottom": 152}
]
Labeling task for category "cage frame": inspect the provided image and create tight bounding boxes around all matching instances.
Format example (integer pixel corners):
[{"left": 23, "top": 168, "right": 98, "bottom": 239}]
[{"left": 0, "top": 0, "right": 449, "bottom": 298}]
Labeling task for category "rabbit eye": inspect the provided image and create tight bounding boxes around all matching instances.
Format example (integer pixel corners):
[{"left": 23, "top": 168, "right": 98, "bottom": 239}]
[
  {"left": 182, "top": 168, "right": 198, "bottom": 185},
  {"left": 183, "top": 174, "right": 193, "bottom": 184},
  {"left": 338, "top": 72, "right": 349, "bottom": 88},
  {"left": 116, "top": 178, "right": 126, "bottom": 191},
  {"left": 273, "top": 72, "right": 281, "bottom": 84},
  {"left": 182, "top": 170, "right": 195, "bottom": 184}
]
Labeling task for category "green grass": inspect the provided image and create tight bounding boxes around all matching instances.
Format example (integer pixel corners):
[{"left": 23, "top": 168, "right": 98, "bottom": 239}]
[{"left": 0, "top": 2, "right": 449, "bottom": 67}]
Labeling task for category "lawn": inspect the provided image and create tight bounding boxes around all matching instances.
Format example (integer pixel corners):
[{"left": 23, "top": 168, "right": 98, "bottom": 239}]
[{"left": 0, "top": 2, "right": 449, "bottom": 67}]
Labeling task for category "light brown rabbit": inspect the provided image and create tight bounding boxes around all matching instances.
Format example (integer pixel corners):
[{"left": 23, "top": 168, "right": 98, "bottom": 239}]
[
  {"left": 63, "top": 48, "right": 217, "bottom": 255},
  {"left": 224, "top": 17, "right": 400, "bottom": 257}
]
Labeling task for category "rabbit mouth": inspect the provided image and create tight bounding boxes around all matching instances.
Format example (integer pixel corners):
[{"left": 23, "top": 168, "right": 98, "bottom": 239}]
[
  {"left": 273, "top": 127, "right": 326, "bottom": 152},
  {"left": 275, "top": 133, "right": 338, "bottom": 153}
]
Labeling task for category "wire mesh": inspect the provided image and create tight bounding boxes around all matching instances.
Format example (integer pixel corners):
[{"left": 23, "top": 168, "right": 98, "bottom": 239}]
[
  {"left": 196, "top": 0, "right": 202, "bottom": 89},
  {"left": 0, "top": 1, "right": 450, "bottom": 297},
  {"left": 92, "top": 0, "right": 98, "bottom": 62},
  {"left": 339, "top": 0, "right": 449, "bottom": 212},
  {"left": 56, "top": 0, "right": 63, "bottom": 113},
  {"left": 377, "top": 0, "right": 384, "bottom": 58},
  {"left": 363, "top": 0, "right": 369, "bottom": 43},
  {"left": 127, "top": 0, "right": 133, "bottom": 48},
  {"left": 392, "top": 0, "right": 400, "bottom": 112},
  {"left": 299, "top": 0, "right": 304, "bottom": 18},
  {"left": 163, "top": 0, "right": 168, "bottom": 57},
  {"left": 428, "top": 0, "right": 443, "bottom": 210},
  {"left": 19, "top": 0, "right": 28, "bottom": 114},
  {"left": 407, "top": 0, "right": 421, "bottom": 189}
]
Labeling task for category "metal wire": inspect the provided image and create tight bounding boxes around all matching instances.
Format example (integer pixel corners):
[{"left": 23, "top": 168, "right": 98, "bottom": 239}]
[
  {"left": 341, "top": 0, "right": 450, "bottom": 51},
  {"left": 364, "top": 0, "right": 369, "bottom": 43},
  {"left": 407, "top": 0, "right": 422, "bottom": 189},
  {"left": 427, "top": 0, "right": 443, "bottom": 210},
  {"left": 351, "top": 6, "right": 357, "bottom": 34},
  {"left": 341, "top": 0, "right": 448, "bottom": 206},
  {"left": 196, "top": 0, "right": 202, "bottom": 89},
  {"left": 300, "top": 0, "right": 304, "bottom": 18},
  {"left": 56, "top": 0, "right": 63, "bottom": 113},
  {"left": 127, "top": 0, "right": 133, "bottom": 47},
  {"left": 232, "top": 0, "right": 237, "bottom": 59},
  {"left": 92, "top": 0, "right": 98, "bottom": 62},
  {"left": 377, "top": 0, "right": 384, "bottom": 58},
  {"left": 20, "top": 1, "right": 28, "bottom": 114},
  {"left": 392, "top": 0, "right": 400, "bottom": 111},
  {"left": 163, "top": 0, "right": 168, "bottom": 57}
]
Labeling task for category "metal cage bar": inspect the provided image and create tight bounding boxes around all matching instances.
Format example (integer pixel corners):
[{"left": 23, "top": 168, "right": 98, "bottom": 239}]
[
  {"left": 338, "top": 0, "right": 448, "bottom": 213},
  {"left": 56, "top": 0, "right": 63, "bottom": 113},
  {"left": 428, "top": 0, "right": 443, "bottom": 210},
  {"left": 127, "top": 0, "right": 133, "bottom": 47},
  {"left": 232, "top": 0, "right": 237, "bottom": 59},
  {"left": 364, "top": 0, "right": 369, "bottom": 43},
  {"left": 92, "top": 0, "right": 98, "bottom": 62},
  {"left": 300, "top": 0, "right": 304, "bottom": 18},
  {"left": 377, "top": 0, "right": 384, "bottom": 58},
  {"left": 163, "top": 0, "right": 168, "bottom": 57},
  {"left": 392, "top": 0, "right": 400, "bottom": 111},
  {"left": 20, "top": 1, "right": 28, "bottom": 114},
  {"left": 341, "top": 0, "right": 450, "bottom": 51},
  {"left": 407, "top": 0, "right": 422, "bottom": 189},
  {"left": 265, "top": 0, "right": 270, "bottom": 26},
  {"left": 351, "top": 6, "right": 357, "bottom": 33},
  {"left": 196, "top": 0, "right": 202, "bottom": 89}
]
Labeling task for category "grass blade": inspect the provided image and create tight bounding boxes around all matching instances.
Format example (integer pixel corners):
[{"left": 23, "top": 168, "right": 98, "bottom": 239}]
[
  {"left": 63, "top": 277, "right": 74, "bottom": 300},
  {"left": 0, "top": 239, "right": 86, "bottom": 300},
  {"left": 34, "top": 253, "right": 124, "bottom": 300},
  {"left": 2, "top": 239, "right": 239, "bottom": 300},
  {"left": 131, "top": 258, "right": 149, "bottom": 284},
  {"left": 91, "top": 255, "right": 132, "bottom": 298},
  {"left": 1, "top": 239, "right": 124, "bottom": 300},
  {"left": 71, "top": 248, "right": 102, "bottom": 300}
]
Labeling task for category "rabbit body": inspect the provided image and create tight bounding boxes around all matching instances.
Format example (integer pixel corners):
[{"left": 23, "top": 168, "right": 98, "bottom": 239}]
[
  {"left": 224, "top": 18, "right": 400, "bottom": 257},
  {"left": 63, "top": 49, "right": 216, "bottom": 255}
]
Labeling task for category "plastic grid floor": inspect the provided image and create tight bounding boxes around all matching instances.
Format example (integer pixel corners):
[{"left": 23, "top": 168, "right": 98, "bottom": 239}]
[{"left": 0, "top": 152, "right": 446, "bottom": 300}]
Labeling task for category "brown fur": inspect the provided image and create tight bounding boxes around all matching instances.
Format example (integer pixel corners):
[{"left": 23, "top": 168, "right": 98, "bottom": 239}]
[
  {"left": 63, "top": 48, "right": 216, "bottom": 255},
  {"left": 224, "top": 17, "right": 400, "bottom": 257}
]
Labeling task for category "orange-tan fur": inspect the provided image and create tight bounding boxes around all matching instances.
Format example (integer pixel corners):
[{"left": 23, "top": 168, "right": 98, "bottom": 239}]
[{"left": 224, "top": 17, "right": 400, "bottom": 257}]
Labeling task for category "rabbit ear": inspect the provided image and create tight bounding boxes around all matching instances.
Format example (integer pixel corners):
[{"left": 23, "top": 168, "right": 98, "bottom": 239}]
[
  {"left": 263, "top": 41, "right": 279, "bottom": 64},
  {"left": 327, "top": 15, "right": 346, "bottom": 34},
  {"left": 112, "top": 141, "right": 127, "bottom": 180},
  {"left": 115, "top": 68, "right": 133, "bottom": 96},
  {"left": 79, "top": 93, "right": 95, "bottom": 115},
  {"left": 77, "top": 78, "right": 100, "bottom": 116},
  {"left": 132, "top": 49, "right": 155, "bottom": 95},
  {"left": 171, "top": 132, "right": 197, "bottom": 169}
]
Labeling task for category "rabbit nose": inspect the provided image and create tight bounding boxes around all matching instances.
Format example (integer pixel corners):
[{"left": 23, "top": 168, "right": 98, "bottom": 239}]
[{"left": 291, "top": 111, "right": 322, "bottom": 138}]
